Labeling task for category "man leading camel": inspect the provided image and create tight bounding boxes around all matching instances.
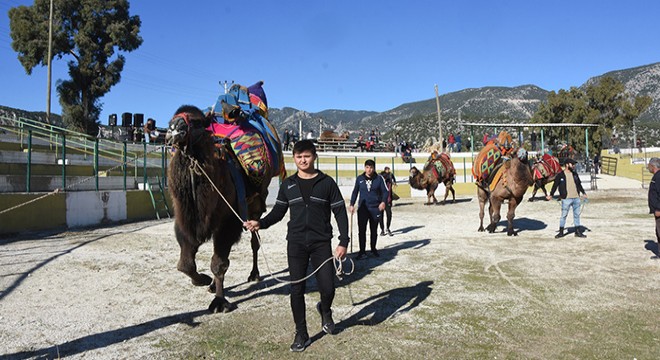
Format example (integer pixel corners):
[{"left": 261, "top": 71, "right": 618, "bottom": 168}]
[
  {"left": 350, "top": 159, "right": 388, "bottom": 259},
  {"left": 647, "top": 157, "right": 660, "bottom": 258},
  {"left": 547, "top": 158, "right": 587, "bottom": 238}
]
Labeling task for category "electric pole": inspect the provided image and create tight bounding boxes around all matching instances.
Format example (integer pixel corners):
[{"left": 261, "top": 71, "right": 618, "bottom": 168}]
[
  {"left": 46, "top": 0, "right": 53, "bottom": 124},
  {"left": 435, "top": 84, "right": 443, "bottom": 148}
]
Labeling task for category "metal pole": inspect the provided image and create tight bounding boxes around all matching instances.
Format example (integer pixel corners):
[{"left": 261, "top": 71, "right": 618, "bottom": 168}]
[
  {"left": 61, "top": 134, "right": 66, "bottom": 190},
  {"left": 123, "top": 141, "right": 127, "bottom": 191},
  {"left": 46, "top": 0, "right": 53, "bottom": 124},
  {"left": 143, "top": 142, "right": 148, "bottom": 188},
  {"left": 585, "top": 128, "right": 590, "bottom": 161},
  {"left": 335, "top": 156, "right": 338, "bottom": 182},
  {"left": 94, "top": 138, "right": 99, "bottom": 191},
  {"left": 541, "top": 129, "right": 545, "bottom": 153},
  {"left": 27, "top": 130, "right": 32, "bottom": 192}
]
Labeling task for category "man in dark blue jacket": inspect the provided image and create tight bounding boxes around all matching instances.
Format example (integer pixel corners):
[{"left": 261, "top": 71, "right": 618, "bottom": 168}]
[
  {"left": 647, "top": 157, "right": 660, "bottom": 257},
  {"left": 547, "top": 158, "right": 587, "bottom": 238},
  {"left": 244, "top": 140, "right": 349, "bottom": 352},
  {"left": 350, "top": 159, "right": 388, "bottom": 259}
]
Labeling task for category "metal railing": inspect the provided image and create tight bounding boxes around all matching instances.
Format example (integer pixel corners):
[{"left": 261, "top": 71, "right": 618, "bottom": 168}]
[{"left": 0, "top": 115, "right": 169, "bottom": 192}]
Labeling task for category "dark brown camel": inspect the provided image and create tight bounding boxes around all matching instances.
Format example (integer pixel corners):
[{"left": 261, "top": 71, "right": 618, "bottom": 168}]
[
  {"left": 166, "top": 105, "right": 274, "bottom": 313},
  {"left": 528, "top": 155, "right": 561, "bottom": 201},
  {"left": 476, "top": 148, "right": 534, "bottom": 236},
  {"left": 408, "top": 154, "right": 456, "bottom": 205}
]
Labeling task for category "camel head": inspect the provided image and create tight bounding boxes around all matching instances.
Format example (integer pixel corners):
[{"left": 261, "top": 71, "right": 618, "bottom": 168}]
[
  {"left": 166, "top": 105, "right": 211, "bottom": 147},
  {"left": 409, "top": 166, "right": 420, "bottom": 178}
]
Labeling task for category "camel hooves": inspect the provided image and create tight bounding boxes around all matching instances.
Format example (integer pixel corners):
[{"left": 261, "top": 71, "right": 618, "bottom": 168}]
[
  {"left": 191, "top": 274, "right": 213, "bottom": 287},
  {"left": 247, "top": 272, "right": 261, "bottom": 282},
  {"left": 507, "top": 231, "right": 518, "bottom": 236},
  {"left": 478, "top": 227, "right": 485, "bottom": 232},
  {"left": 208, "top": 297, "right": 237, "bottom": 313}
]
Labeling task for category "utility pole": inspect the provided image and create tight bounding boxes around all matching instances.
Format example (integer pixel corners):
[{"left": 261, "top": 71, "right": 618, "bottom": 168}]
[
  {"left": 46, "top": 0, "right": 53, "bottom": 124},
  {"left": 434, "top": 84, "right": 443, "bottom": 147},
  {"left": 220, "top": 80, "right": 234, "bottom": 94}
]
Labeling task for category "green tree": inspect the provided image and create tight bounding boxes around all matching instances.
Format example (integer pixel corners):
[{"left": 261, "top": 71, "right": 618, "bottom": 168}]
[
  {"left": 532, "top": 77, "right": 651, "bottom": 154},
  {"left": 9, "top": 0, "right": 142, "bottom": 134}
]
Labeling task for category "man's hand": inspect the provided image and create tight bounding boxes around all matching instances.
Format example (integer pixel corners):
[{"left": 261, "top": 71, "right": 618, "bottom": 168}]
[
  {"left": 378, "top": 202, "right": 386, "bottom": 212},
  {"left": 545, "top": 195, "right": 552, "bottom": 201},
  {"left": 335, "top": 245, "right": 347, "bottom": 259},
  {"left": 655, "top": 210, "right": 660, "bottom": 217},
  {"left": 243, "top": 220, "right": 260, "bottom": 232},
  {"left": 349, "top": 205, "right": 355, "bottom": 214}
]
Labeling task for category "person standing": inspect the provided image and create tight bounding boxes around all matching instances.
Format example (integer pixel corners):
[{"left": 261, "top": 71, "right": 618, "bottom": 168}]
[
  {"left": 530, "top": 131, "right": 537, "bottom": 151},
  {"left": 350, "top": 159, "right": 388, "bottom": 259},
  {"left": 283, "top": 129, "right": 291, "bottom": 151},
  {"left": 647, "top": 158, "right": 660, "bottom": 257},
  {"left": 243, "top": 140, "right": 349, "bottom": 352},
  {"left": 455, "top": 133, "right": 462, "bottom": 152},
  {"left": 379, "top": 166, "right": 397, "bottom": 236},
  {"left": 547, "top": 158, "right": 588, "bottom": 238}
]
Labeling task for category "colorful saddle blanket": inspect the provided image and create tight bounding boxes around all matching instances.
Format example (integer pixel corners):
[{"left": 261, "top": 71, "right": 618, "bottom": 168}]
[
  {"left": 472, "top": 143, "right": 503, "bottom": 182},
  {"left": 425, "top": 153, "right": 455, "bottom": 181},
  {"left": 532, "top": 154, "right": 561, "bottom": 181},
  {"left": 205, "top": 82, "right": 285, "bottom": 186}
]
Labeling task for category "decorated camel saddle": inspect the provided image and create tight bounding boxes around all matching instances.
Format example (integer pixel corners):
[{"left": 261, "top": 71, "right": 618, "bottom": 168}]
[
  {"left": 205, "top": 82, "right": 286, "bottom": 186},
  {"left": 532, "top": 153, "right": 561, "bottom": 181},
  {"left": 426, "top": 151, "right": 455, "bottom": 180},
  {"left": 472, "top": 131, "right": 516, "bottom": 191}
]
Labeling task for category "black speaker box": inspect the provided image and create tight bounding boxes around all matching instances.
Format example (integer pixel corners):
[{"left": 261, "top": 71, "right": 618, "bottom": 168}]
[
  {"left": 108, "top": 113, "right": 117, "bottom": 126},
  {"left": 133, "top": 113, "right": 144, "bottom": 128},
  {"left": 121, "top": 112, "right": 132, "bottom": 127}
]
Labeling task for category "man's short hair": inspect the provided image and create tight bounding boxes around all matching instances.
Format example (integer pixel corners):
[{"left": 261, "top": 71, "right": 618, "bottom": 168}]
[
  {"left": 649, "top": 157, "right": 660, "bottom": 169},
  {"left": 292, "top": 139, "right": 317, "bottom": 156},
  {"left": 384, "top": 166, "right": 390, "bottom": 171},
  {"left": 364, "top": 159, "right": 375, "bottom": 167}
]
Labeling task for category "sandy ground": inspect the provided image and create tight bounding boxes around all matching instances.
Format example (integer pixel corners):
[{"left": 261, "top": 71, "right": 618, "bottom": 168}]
[{"left": 1, "top": 174, "right": 660, "bottom": 359}]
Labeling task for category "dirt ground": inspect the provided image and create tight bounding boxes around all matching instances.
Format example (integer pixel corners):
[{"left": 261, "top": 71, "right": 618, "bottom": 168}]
[{"left": 1, "top": 175, "right": 660, "bottom": 359}]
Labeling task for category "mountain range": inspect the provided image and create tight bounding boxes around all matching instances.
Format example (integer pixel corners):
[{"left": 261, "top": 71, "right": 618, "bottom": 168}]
[
  {"left": 2, "top": 62, "right": 658, "bottom": 145},
  {"left": 268, "top": 62, "right": 660, "bottom": 145}
]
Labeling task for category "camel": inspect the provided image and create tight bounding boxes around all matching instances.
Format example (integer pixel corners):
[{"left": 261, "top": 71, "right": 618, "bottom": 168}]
[
  {"left": 529, "top": 154, "right": 561, "bottom": 201},
  {"left": 409, "top": 152, "right": 456, "bottom": 205},
  {"left": 166, "top": 105, "right": 276, "bottom": 313},
  {"left": 475, "top": 147, "right": 533, "bottom": 236},
  {"left": 319, "top": 130, "right": 350, "bottom": 141}
]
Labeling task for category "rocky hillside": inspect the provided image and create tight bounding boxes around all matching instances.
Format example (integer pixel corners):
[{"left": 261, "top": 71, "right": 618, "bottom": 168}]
[{"left": 583, "top": 62, "right": 660, "bottom": 123}]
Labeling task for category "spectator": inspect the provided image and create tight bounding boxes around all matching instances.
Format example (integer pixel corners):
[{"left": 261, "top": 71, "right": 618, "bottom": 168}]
[
  {"left": 448, "top": 133, "right": 456, "bottom": 152},
  {"left": 455, "top": 133, "right": 462, "bottom": 152},
  {"left": 647, "top": 157, "right": 660, "bottom": 258},
  {"left": 379, "top": 166, "right": 396, "bottom": 236},
  {"left": 482, "top": 132, "right": 489, "bottom": 146},
  {"left": 531, "top": 131, "right": 537, "bottom": 151},
  {"left": 283, "top": 129, "right": 291, "bottom": 151},
  {"left": 350, "top": 159, "right": 388, "bottom": 259}
]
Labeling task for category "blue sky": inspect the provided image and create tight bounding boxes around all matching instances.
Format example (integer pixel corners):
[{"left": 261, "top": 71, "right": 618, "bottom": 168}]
[{"left": 1, "top": 0, "right": 659, "bottom": 127}]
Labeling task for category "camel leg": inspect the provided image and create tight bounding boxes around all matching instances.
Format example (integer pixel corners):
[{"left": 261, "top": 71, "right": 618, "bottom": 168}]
[
  {"left": 506, "top": 197, "right": 521, "bottom": 236},
  {"left": 175, "top": 223, "right": 213, "bottom": 287},
  {"left": 486, "top": 198, "right": 502, "bottom": 233},
  {"left": 248, "top": 231, "right": 261, "bottom": 282},
  {"left": 208, "top": 223, "right": 241, "bottom": 313},
  {"left": 529, "top": 183, "right": 538, "bottom": 202},
  {"left": 477, "top": 188, "right": 487, "bottom": 232}
]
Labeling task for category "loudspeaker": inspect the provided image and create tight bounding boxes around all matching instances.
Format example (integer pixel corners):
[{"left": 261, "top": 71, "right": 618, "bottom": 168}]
[
  {"left": 121, "top": 112, "right": 132, "bottom": 127},
  {"left": 108, "top": 113, "right": 117, "bottom": 126},
  {"left": 133, "top": 113, "right": 144, "bottom": 128}
]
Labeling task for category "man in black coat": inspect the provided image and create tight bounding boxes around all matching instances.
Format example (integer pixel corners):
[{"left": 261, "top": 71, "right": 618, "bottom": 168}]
[{"left": 647, "top": 157, "right": 660, "bottom": 257}]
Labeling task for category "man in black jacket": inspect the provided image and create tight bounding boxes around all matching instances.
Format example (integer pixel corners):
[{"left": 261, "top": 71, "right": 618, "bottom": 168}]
[
  {"left": 547, "top": 158, "right": 588, "bottom": 238},
  {"left": 244, "top": 140, "right": 349, "bottom": 352},
  {"left": 647, "top": 157, "right": 660, "bottom": 257}
]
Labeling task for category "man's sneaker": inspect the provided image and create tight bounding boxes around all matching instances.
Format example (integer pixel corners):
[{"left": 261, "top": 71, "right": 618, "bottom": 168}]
[
  {"left": 387, "top": 229, "right": 393, "bottom": 236},
  {"left": 380, "top": 230, "right": 386, "bottom": 236},
  {"left": 290, "top": 331, "right": 311, "bottom": 352},
  {"left": 316, "top": 302, "right": 335, "bottom": 335}
]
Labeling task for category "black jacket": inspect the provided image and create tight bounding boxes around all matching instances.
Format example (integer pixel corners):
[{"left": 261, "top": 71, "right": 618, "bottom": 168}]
[
  {"left": 549, "top": 169, "right": 586, "bottom": 199},
  {"left": 259, "top": 171, "right": 349, "bottom": 246},
  {"left": 648, "top": 171, "right": 660, "bottom": 214}
]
